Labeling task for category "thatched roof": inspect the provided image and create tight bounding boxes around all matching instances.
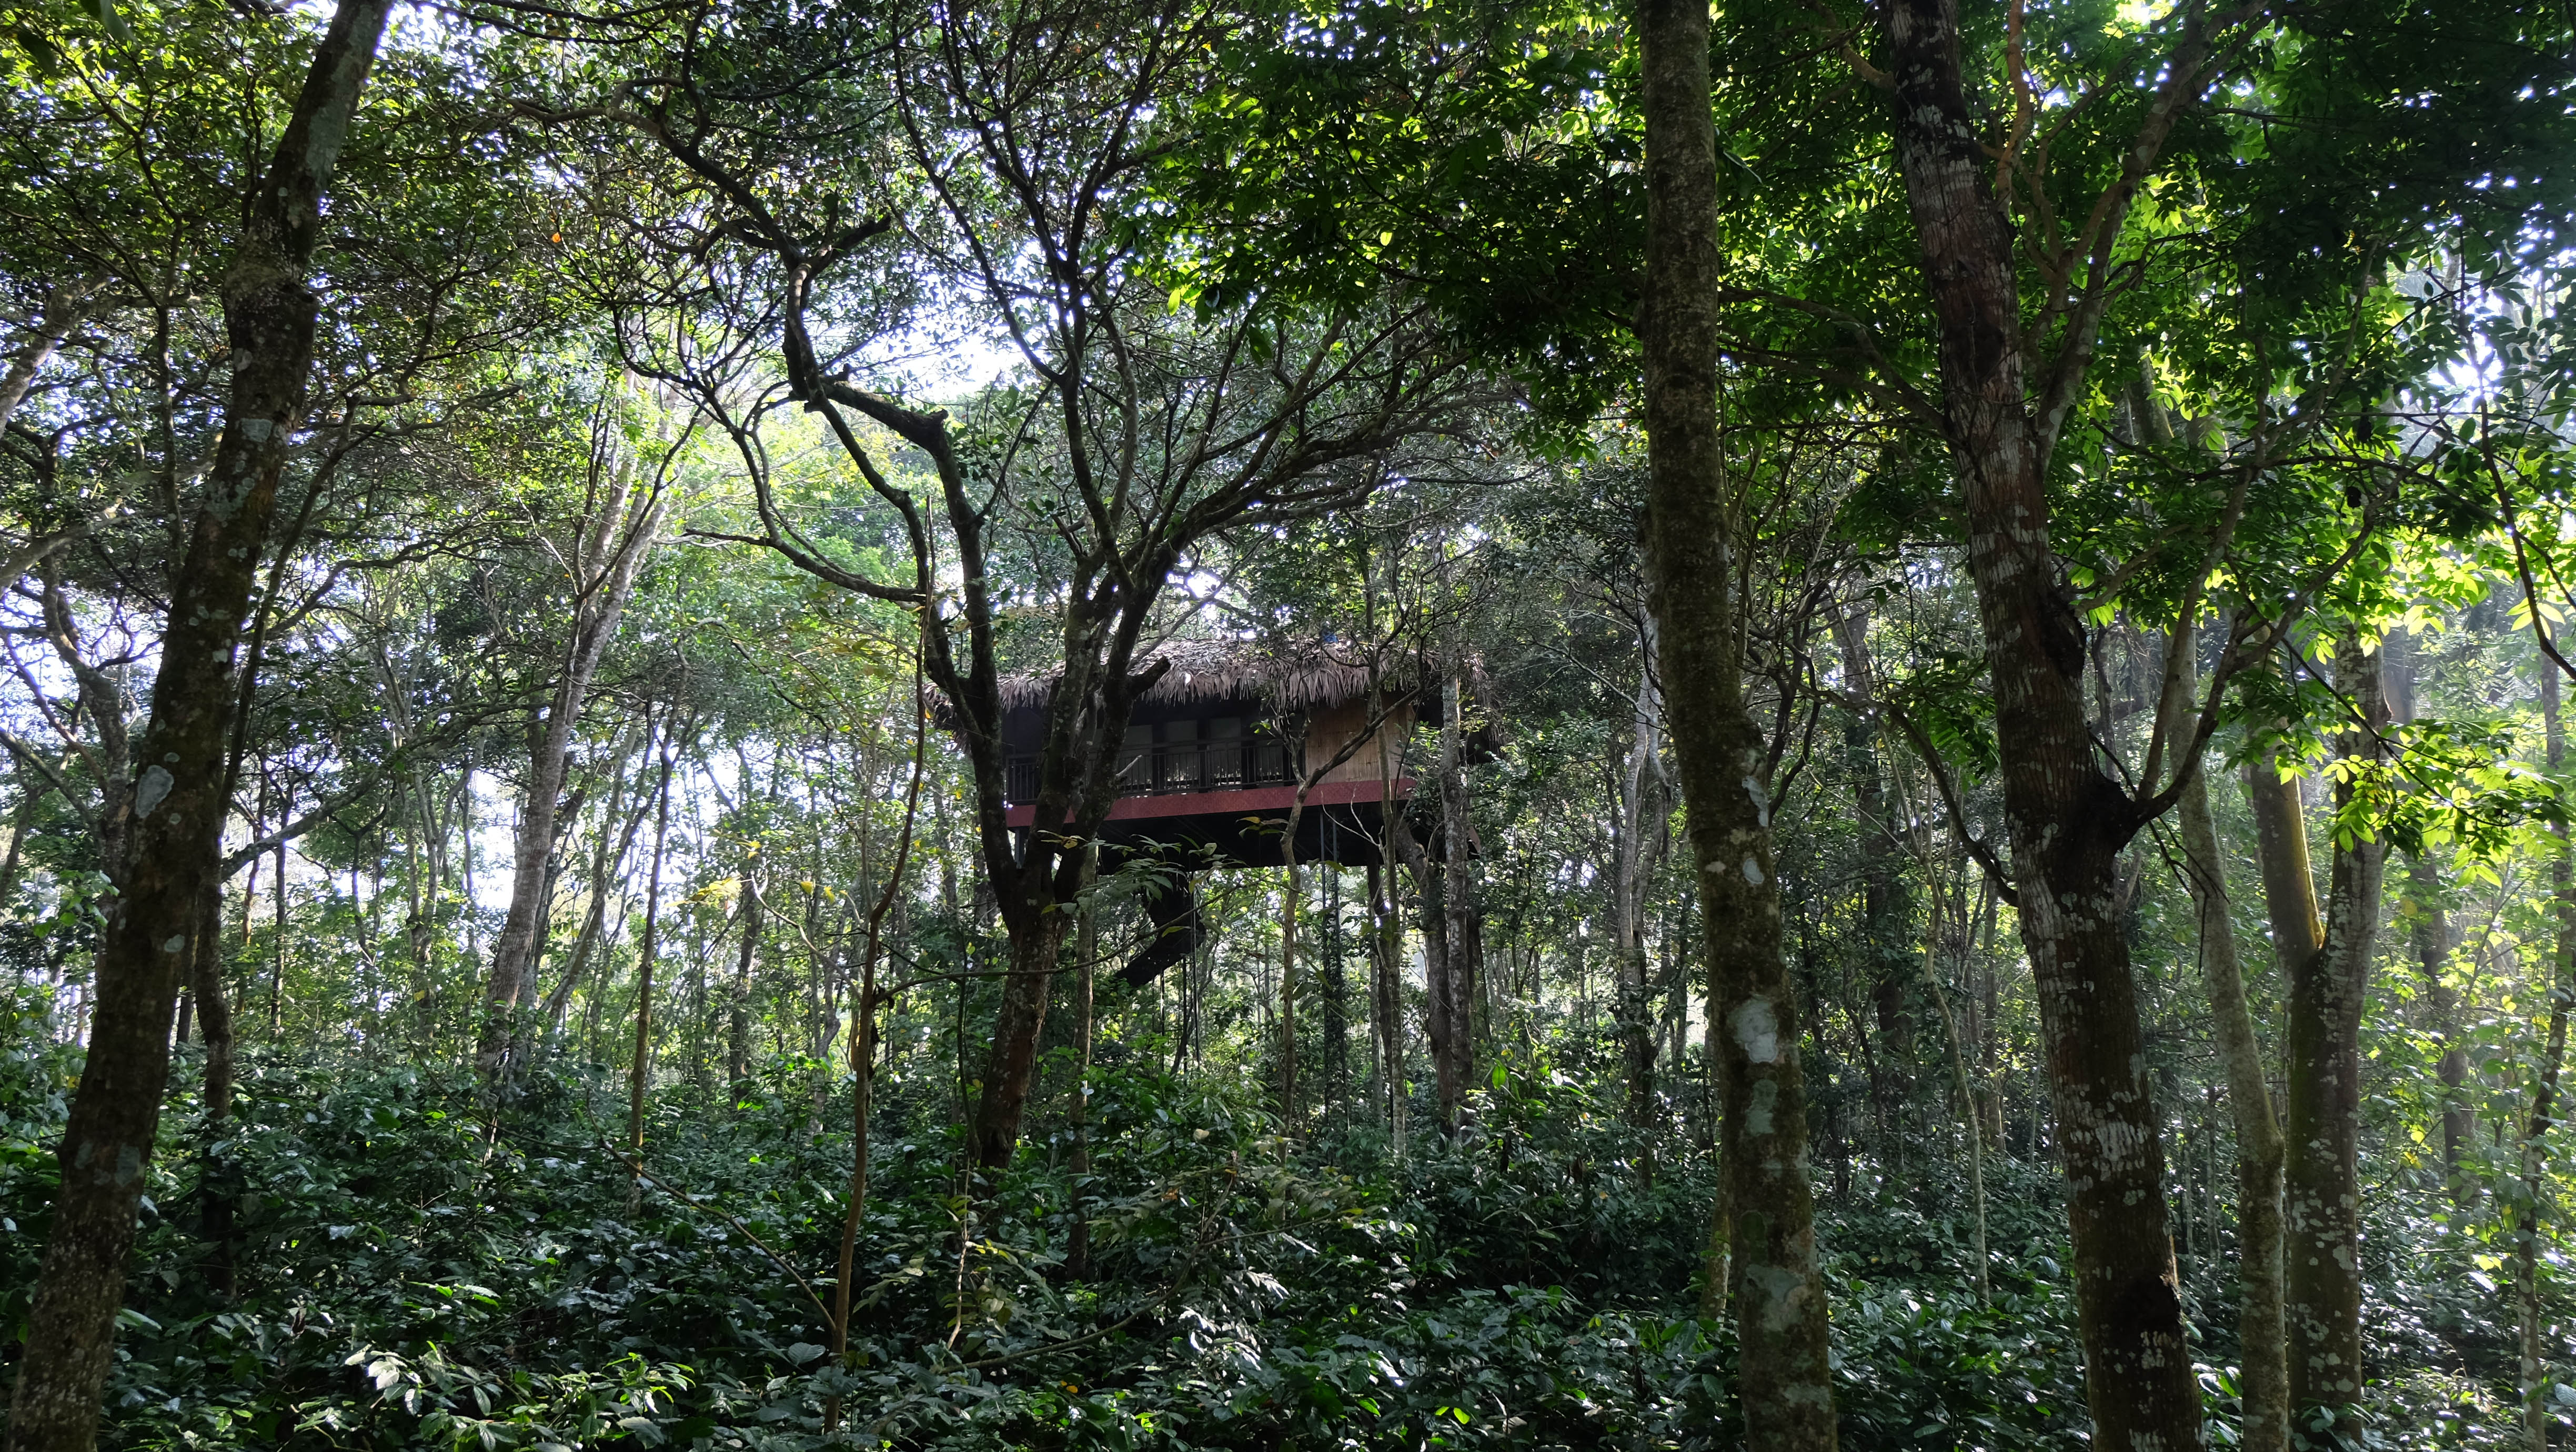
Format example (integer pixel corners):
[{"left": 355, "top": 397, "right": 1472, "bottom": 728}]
[{"left": 999, "top": 638, "right": 1404, "bottom": 713}]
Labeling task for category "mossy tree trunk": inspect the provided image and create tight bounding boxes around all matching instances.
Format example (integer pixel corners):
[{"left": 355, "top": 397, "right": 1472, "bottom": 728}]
[
  {"left": 4, "top": 1, "right": 396, "bottom": 1441},
  {"left": 1637, "top": 0, "right": 1835, "bottom": 1443},
  {"left": 2283, "top": 638, "right": 2386, "bottom": 1430},
  {"left": 2162, "top": 635, "right": 2288, "bottom": 1452},
  {"left": 1878, "top": 0, "right": 2208, "bottom": 1441}
]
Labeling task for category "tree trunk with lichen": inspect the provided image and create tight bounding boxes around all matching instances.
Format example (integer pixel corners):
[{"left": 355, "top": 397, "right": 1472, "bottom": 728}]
[
  {"left": 1613, "top": 620, "right": 1672, "bottom": 1134},
  {"left": 2283, "top": 638, "right": 2385, "bottom": 1432},
  {"left": 1637, "top": 0, "right": 1834, "bottom": 1443},
  {"left": 191, "top": 880, "right": 240, "bottom": 1300},
  {"left": 2162, "top": 634, "right": 2288, "bottom": 1452},
  {"left": 1436, "top": 667, "right": 1483, "bottom": 1126},
  {"left": 4, "top": 3, "right": 395, "bottom": 1444},
  {"left": 1879, "top": 1, "right": 2199, "bottom": 1443}
]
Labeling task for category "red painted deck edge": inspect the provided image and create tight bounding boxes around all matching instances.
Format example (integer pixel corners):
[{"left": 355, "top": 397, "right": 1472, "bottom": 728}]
[{"left": 1004, "top": 777, "right": 1415, "bottom": 829}]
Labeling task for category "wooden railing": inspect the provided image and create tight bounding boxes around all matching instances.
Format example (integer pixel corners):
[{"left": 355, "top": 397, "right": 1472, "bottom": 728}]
[{"left": 1004, "top": 739, "right": 1292, "bottom": 805}]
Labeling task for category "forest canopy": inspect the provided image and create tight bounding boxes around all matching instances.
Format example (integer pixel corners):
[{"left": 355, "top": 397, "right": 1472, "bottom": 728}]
[{"left": 2, "top": 0, "right": 2574, "bottom": 1448}]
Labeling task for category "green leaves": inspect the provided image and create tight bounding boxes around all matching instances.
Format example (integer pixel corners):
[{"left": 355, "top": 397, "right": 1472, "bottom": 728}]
[{"left": 1153, "top": 0, "right": 1642, "bottom": 433}]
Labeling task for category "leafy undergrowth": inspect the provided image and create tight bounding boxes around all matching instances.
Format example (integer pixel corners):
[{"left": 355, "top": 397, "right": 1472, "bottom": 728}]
[{"left": 0, "top": 1037, "right": 2542, "bottom": 1449}]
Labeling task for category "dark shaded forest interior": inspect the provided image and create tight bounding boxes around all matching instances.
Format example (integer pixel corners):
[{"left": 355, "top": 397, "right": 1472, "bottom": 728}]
[{"left": 3, "top": 0, "right": 2575, "bottom": 1447}]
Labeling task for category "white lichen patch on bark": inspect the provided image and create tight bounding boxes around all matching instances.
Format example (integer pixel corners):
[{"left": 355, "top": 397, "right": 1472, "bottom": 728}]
[
  {"left": 132, "top": 765, "right": 174, "bottom": 819},
  {"left": 1733, "top": 998, "right": 1782, "bottom": 1065}
]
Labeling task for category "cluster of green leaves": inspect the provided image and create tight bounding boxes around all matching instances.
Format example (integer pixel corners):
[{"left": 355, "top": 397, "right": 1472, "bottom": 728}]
[{"left": 1153, "top": 0, "right": 1639, "bottom": 433}]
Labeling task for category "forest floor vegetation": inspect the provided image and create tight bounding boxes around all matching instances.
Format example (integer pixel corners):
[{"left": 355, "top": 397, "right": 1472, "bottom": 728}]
[{"left": 0, "top": 981, "right": 2534, "bottom": 1450}]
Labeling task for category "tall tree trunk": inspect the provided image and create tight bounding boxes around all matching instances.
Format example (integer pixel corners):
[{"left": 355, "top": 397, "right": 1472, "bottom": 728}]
[
  {"left": 2162, "top": 634, "right": 2289, "bottom": 1452},
  {"left": 626, "top": 727, "right": 681, "bottom": 1197},
  {"left": 728, "top": 876, "right": 763, "bottom": 1093},
  {"left": 1637, "top": 0, "right": 1835, "bottom": 1444},
  {"left": 1280, "top": 790, "right": 1310, "bottom": 1127},
  {"left": 268, "top": 837, "right": 288, "bottom": 1034},
  {"left": 2519, "top": 1000, "right": 2570, "bottom": 1452},
  {"left": 2386, "top": 632, "right": 2469, "bottom": 1195},
  {"left": 535, "top": 719, "right": 657, "bottom": 1042},
  {"left": 958, "top": 624, "right": 1176, "bottom": 1173},
  {"left": 189, "top": 882, "right": 235, "bottom": 1127},
  {"left": 1435, "top": 664, "right": 1484, "bottom": 1130},
  {"left": 1614, "top": 617, "right": 1672, "bottom": 1132},
  {"left": 1880, "top": 1, "right": 2201, "bottom": 1443},
  {"left": 1068, "top": 865, "right": 1098, "bottom": 1277},
  {"left": 828, "top": 677, "right": 926, "bottom": 1433},
  {"left": 1322, "top": 864, "right": 1347, "bottom": 1113},
  {"left": 2417, "top": 854, "right": 2469, "bottom": 1194},
  {"left": 2245, "top": 742, "right": 2324, "bottom": 973},
  {"left": 1390, "top": 809, "right": 1456, "bottom": 1127},
  {"left": 1368, "top": 859, "right": 1407, "bottom": 1156},
  {"left": 0, "top": 751, "right": 54, "bottom": 908},
  {"left": 1921, "top": 916, "right": 1988, "bottom": 1305},
  {"left": 1364, "top": 573, "right": 1408, "bottom": 1155},
  {"left": 480, "top": 422, "right": 668, "bottom": 1077},
  {"left": 190, "top": 879, "right": 238, "bottom": 1300},
  {"left": 2519, "top": 657, "right": 2574, "bottom": 1452},
  {"left": 2283, "top": 638, "right": 2386, "bottom": 1428},
  {"left": 1832, "top": 606, "right": 1914, "bottom": 1155},
  {"left": 968, "top": 915, "right": 1071, "bottom": 1170},
  {"left": 3, "top": 3, "right": 396, "bottom": 1443}
]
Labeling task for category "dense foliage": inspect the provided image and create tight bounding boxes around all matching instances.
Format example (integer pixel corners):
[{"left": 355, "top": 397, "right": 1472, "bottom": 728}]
[{"left": 6, "top": 0, "right": 2576, "bottom": 1447}]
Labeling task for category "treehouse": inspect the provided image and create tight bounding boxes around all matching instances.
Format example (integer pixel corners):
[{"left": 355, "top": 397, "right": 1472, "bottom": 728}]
[
  {"left": 998, "top": 639, "right": 1423, "bottom": 869},
  {"left": 994, "top": 640, "right": 1470, "bottom": 984}
]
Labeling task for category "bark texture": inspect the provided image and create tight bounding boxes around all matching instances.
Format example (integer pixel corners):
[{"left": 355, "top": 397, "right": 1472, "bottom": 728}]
[
  {"left": 2245, "top": 744, "right": 2324, "bottom": 972},
  {"left": 1880, "top": 1, "right": 2200, "bottom": 1443},
  {"left": 1434, "top": 668, "right": 1484, "bottom": 1127},
  {"left": 970, "top": 916, "right": 1074, "bottom": 1168},
  {"left": 1614, "top": 618, "right": 1673, "bottom": 1130},
  {"left": 2283, "top": 638, "right": 2386, "bottom": 1425},
  {"left": 4, "top": 3, "right": 395, "bottom": 1444},
  {"left": 1390, "top": 807, "right": 1466, "bottom": 1130},
  {"left": 2162, "top": 637, "right": 2288, "bottom": 1452},
  {"left": 190, "top": 880, "right": 239, "bottom": 1300},
  {"left": 1637, "top": 0, "right": 1835, "bottom": 1443}
]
